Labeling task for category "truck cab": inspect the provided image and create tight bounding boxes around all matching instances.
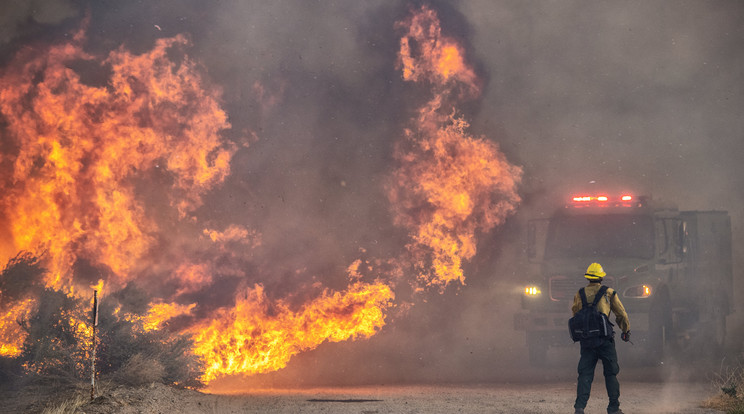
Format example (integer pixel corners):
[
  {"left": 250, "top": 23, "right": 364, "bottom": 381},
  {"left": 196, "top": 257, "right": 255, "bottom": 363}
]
[{"left": 515, "top": 193, "right": 732, "bottom": 365}]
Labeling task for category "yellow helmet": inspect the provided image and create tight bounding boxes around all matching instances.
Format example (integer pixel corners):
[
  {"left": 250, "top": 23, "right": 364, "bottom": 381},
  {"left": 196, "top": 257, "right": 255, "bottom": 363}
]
[{"left": 585, "top": 262, "right": 606, "bottom": 281}]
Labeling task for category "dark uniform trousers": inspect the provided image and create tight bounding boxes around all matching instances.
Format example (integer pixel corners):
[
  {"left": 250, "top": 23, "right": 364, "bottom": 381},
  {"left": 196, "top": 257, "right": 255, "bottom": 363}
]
[{"left": 575, "top": 337, "right": 620, "bottom": 412}]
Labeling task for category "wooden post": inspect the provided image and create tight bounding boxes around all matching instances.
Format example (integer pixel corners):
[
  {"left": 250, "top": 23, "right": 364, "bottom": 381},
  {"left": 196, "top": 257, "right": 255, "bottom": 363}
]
[{"left": 91, "top": 290, "right": 99, "bottom": 400}]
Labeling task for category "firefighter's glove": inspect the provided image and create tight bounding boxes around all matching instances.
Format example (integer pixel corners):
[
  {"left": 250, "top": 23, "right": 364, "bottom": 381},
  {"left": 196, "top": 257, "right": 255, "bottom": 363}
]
[{"left": 621, "top": 331, "right": 631, "bottom": 342}]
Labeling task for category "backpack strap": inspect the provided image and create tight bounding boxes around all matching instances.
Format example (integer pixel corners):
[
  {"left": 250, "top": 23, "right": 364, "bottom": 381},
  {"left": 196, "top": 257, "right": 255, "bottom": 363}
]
[
  {"left": 579, "top": 287, "right": 589, "bottom": 307},
  {"left": 591, "top": 285, "right": 609, "bottom": 307}
]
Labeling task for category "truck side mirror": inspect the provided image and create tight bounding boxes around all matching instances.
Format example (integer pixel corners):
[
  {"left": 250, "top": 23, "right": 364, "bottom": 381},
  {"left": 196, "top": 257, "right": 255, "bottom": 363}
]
[{"left": 678, "top": 221, "right": 688, "bottom": 256}]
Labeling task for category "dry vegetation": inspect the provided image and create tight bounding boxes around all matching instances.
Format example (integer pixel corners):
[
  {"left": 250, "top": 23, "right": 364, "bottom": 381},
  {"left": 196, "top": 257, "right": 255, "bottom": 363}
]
[
  {"left": 0, "top": 253, "right": 205, "bottom": 412},
  {"left": 703, "top": 361, "right": 744, "bottom": 414},
  {"left": 40, "top": 393, "right": 88, "bottom": 414}
]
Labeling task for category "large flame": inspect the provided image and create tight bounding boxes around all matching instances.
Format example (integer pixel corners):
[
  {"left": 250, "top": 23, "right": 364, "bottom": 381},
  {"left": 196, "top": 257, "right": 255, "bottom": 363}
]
[
  {"left": 0, "top": 26, "right": 397, "bottom": 383},
  {"left": 397, "top": 6, "right": 479, "bottom": 95},
  {"left": 389, "top": 5, "right": 521, "bottom": 288},
  {"left": 0, "top": 298, "right": 34, "bottom": 357},
  {"left": 190, "top": 281, "right": 393, "bottom": 382},
  {"left": 0, "top": 4, "right": 520, "bottom": 384},
  {"left": 0, "top": 30, "right": 234, "bottom": 357},
  {"left": 0, "top": 31, "right": 233, "bottom": 290}
]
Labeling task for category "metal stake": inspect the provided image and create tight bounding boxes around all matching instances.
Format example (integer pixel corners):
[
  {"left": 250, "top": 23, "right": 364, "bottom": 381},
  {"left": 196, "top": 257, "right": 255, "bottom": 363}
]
[{"left": 91, "top": 290, "right": 99, "bottom": 400}]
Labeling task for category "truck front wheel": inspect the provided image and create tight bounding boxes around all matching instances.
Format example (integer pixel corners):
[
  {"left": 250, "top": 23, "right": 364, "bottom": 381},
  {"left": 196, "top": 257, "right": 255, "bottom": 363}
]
[
  {"left": 527, "top": 331, "right": 548, "bottom": 366},
  {"left": 703, "top": 305, "right": 726, "bottom": 360},
  {"left": 648, "top": 296, "right": 672, "bottom": 363}
]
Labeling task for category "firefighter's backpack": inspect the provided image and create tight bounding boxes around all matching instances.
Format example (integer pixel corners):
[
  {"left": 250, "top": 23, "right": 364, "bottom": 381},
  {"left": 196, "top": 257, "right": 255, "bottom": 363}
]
[{"left": 568, "top": 285, "right": 614, "bottom": 343}]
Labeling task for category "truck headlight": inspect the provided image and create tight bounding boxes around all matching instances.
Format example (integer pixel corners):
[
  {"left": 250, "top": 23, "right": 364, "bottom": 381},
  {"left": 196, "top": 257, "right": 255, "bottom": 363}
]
[
  {"left": 524, "top": 285, "right": 542, "bottom": 297},
  {"left": 624, "top": 284, "right": 652, "bottom": 298}
]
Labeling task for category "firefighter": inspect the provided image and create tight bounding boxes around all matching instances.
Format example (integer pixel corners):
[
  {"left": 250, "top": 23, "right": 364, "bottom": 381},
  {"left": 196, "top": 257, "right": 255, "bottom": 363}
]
[{"left": 572, "top": 262, "right": 630, "bottom": 414}]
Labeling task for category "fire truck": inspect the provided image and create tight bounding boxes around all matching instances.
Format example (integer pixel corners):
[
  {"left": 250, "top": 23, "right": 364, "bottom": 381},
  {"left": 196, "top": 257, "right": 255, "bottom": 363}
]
[{"left": 515, "top": 193, "right": 733, "bottom": 365}]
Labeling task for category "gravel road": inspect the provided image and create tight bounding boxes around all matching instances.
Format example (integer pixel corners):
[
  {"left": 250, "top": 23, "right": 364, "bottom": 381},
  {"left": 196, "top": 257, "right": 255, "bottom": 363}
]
[
  {"left": 193, "top": 381, "right": 721, "bottom": 414},
  {"left": 1, "top": 376, "right": 723, "bottom": 413},
  {"left": 3, "top": 351, "right": 727, "bottom": 413}
]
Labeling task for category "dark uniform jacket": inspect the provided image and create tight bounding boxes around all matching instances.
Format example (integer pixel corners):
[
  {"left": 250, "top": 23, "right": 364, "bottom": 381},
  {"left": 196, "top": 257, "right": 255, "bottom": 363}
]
[{"left": 571, "top": 282, "right": 630, "bottom": 334}]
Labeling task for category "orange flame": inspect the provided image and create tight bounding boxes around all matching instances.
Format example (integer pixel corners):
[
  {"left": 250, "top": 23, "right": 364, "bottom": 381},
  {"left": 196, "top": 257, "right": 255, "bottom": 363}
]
[
  {"left": 390, "top": 5, "right": 521, "bottom": 288},
  {"left": 190, "top": 281, "right": 393, "bottom": 382},
  {"left": 1, "top": 5, "right": 519, "bottom": 385},
  {"left": 397, "top": 5, "right": 478, "bottom": 95},
  {"left": 170, "top": 263, "right": 214, "bottom": 296},
  {"left": 0, "top": 33, "right": 234, "bottom": 290},
  {"left": 0, "top": 27, "right": 394, "bottom": 383},
  {"left": 203, "top": 225, "right": 262, "bottom": 246},
  {"left": 0, "top": 299, "right": 34, "bottom": 357},
  {"left": 143, "top": 302, "right": 196, "bottom": 332},
  {"left": 0, "top": 29, "right": 234, "bottom": 366}
]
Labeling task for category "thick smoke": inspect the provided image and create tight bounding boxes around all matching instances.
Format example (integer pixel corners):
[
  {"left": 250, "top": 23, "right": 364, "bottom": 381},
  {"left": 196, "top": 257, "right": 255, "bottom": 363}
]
[
  {"left": 1, "top": 0, "right": 743, "bottom": 387},
  {"left": 0, "top": 0, "right": 78, "bottom": 52}
]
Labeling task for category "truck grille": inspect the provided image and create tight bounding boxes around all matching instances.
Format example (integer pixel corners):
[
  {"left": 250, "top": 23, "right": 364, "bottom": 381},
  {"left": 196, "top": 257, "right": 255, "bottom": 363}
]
[
  {"left": 549, "top": 276, "right": 581, "bottom": 301},
  {"left": 549, "top": 276, "right": 615, "bottom": 302}
]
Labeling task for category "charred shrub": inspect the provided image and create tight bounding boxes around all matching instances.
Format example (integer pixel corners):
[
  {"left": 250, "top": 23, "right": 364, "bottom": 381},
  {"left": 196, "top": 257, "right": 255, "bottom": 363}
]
[
  {"left": 0, "top": 253, "right": 65, "bottom": 384},
  {"left": 0, "top": 251, "right": 44, "bottom": 302},
  {"left": 1, "top": 255, "right": 204, "bottom": 388},
  {"left": 19, "top": 289, "right": 88, "bottom": 379},
  {"left": 113, "top": 353, "right": 166, "bottom": 386},
  {"left": 96, "top": 284, "right": 205, "bottom": 389},
  {"left": 97, "top": 321, "right": 205, "bottom": 389}
]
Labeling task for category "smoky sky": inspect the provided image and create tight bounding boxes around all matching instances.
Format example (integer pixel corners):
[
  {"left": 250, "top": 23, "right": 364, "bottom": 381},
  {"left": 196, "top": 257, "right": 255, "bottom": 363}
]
[{"left": 2, "top": 0, "right": 743, "bottom": 384}]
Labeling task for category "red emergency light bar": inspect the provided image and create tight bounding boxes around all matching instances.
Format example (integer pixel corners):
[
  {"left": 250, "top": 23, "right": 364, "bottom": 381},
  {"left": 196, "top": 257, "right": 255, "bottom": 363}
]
[
  {"left": 572, "top": 195, "right": 633, "bottom": 202},
  {"left": 570, "top": 194, "right": 635, "bottom": 207}
]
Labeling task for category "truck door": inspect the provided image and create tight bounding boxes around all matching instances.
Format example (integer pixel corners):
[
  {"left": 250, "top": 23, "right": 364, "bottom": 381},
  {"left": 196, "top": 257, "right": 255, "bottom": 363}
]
[
  {"left": 655, "top": 218, "right": 686, "bottom": 305},
  {"left": 655, "top": 218, "right": 685, "bottom": 265}
]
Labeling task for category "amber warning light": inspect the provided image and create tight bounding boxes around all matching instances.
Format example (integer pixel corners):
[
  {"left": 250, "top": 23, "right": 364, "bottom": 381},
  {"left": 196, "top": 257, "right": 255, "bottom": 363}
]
[{"left": 525, "top": 286, "right": 541, "bottom": 296}]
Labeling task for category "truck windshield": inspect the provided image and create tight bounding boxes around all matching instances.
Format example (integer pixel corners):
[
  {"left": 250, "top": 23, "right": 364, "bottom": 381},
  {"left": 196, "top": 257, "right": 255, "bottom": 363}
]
[{"left": 545, "top": 214, "right": 654, "bottom": 259}]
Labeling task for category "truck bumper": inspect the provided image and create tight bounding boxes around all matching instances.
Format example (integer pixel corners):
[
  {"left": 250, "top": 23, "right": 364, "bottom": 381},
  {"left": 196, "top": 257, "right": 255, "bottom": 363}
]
[
  {"left": 515, "top": 312, "right": 649, "bottom": 339},
  {"left": 514, "top": 311, "right": 568, "bottom": 332}
]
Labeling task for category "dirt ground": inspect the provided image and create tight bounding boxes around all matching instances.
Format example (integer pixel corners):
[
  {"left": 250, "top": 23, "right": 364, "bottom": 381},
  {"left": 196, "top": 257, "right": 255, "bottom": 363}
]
[{"left": 0, "top": 379, "right": 723, "bottom": 414}]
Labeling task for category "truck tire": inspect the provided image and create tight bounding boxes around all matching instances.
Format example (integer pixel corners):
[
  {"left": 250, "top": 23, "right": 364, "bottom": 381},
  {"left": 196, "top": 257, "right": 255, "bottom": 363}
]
[
  {"left": 527, "top": 331, "right": 548, "bottom": 366},
  {"left": 703, "top": 305, "right": 726, "bottom": 360},
  {"left": 676, "top": 305, "right": 726, "bottom": 362}
]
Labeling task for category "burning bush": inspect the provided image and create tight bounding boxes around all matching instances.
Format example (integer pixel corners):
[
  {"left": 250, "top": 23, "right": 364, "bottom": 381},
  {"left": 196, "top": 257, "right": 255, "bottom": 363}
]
[
  {"left": 18, "top": 288, "right": 89, "bottom": 379},
  {"left": 112, "top": 353, "right": 166, "bottom": 386},
  {"left": 0, "top": 254, "right": 204, "bottom": 388},
  {"left": 96, "top": 283, "right": 205, "bottom": 388}
]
